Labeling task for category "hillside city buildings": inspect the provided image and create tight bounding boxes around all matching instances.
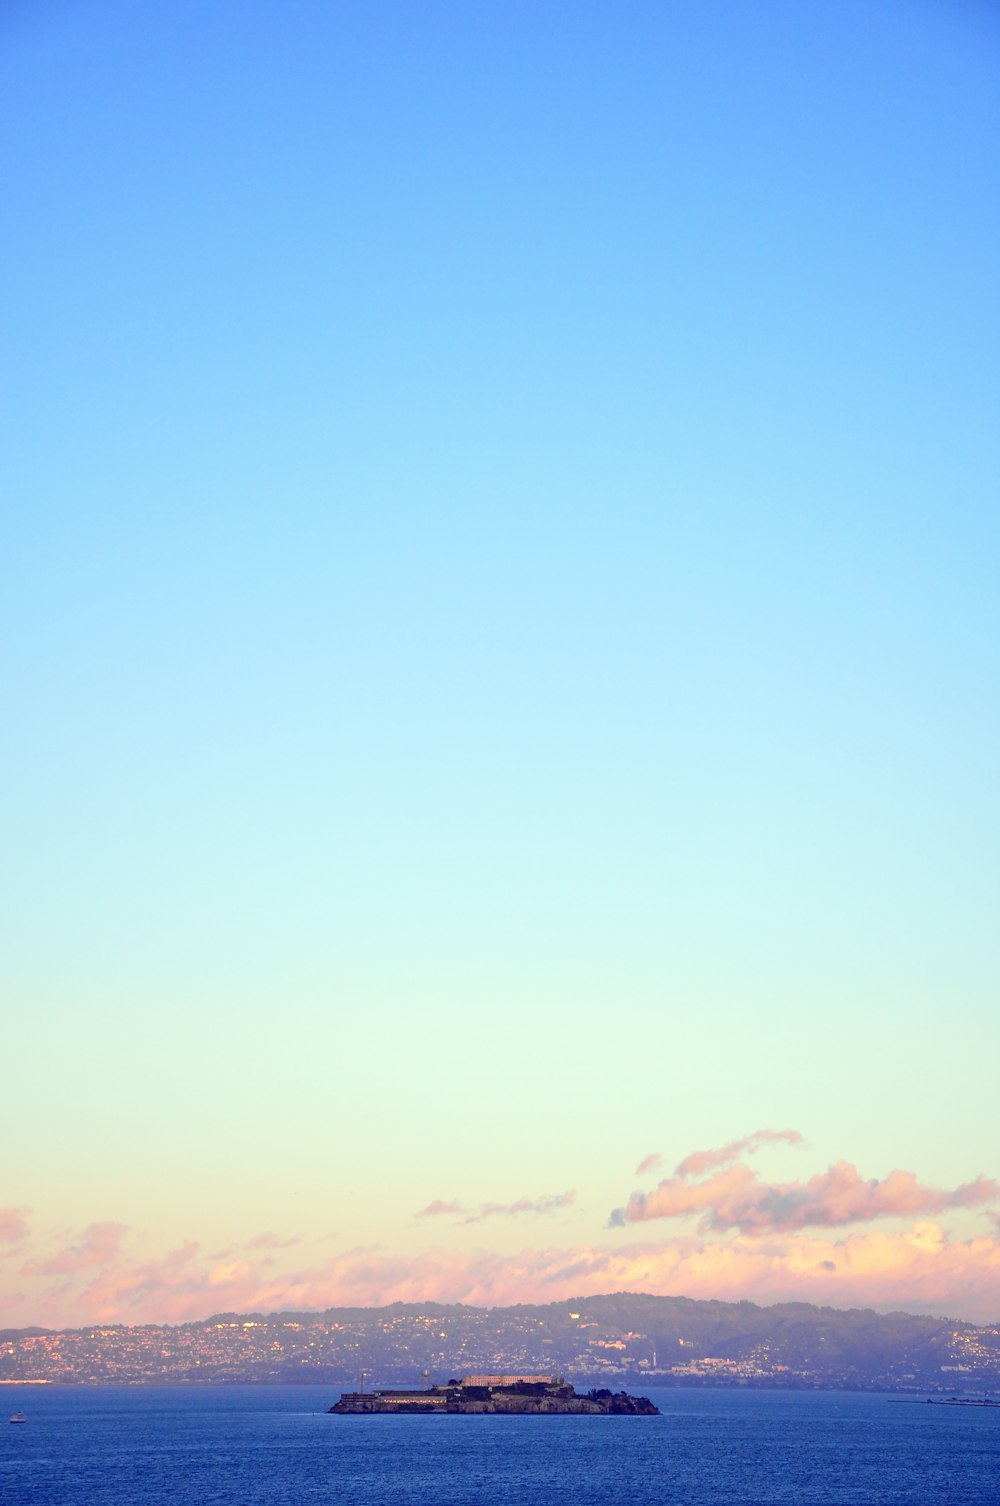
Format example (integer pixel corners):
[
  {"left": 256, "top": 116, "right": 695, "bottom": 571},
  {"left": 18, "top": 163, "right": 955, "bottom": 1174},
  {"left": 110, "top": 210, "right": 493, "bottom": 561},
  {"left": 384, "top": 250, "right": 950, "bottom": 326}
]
[{"left": 2, "top": 1298, "right": 999, "bottom": 1392}]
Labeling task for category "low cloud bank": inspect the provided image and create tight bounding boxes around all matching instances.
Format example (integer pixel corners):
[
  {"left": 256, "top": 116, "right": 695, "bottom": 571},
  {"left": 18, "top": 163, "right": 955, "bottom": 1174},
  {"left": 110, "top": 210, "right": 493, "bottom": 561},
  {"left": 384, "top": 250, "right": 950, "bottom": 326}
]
[
  {"left": 10, "top": 1219, "right": 1000, "bottom": 1329},
  {"left": 0, "top": 1207, "right": 29, "bottom": 1246},
  {"left": 21, "top": 1222, "right": 129, "bottom": 1276},
  {"left": 10, "top": 1138, "right": 998, "bottom": 1330}
]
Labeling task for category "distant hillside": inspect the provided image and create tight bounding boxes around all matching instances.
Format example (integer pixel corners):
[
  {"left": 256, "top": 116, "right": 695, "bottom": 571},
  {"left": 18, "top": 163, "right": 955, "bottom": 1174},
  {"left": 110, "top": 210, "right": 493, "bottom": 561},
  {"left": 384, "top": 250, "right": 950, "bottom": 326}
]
[{"left": 2, "top": 1293, "right": 998, "bottom": 1390}]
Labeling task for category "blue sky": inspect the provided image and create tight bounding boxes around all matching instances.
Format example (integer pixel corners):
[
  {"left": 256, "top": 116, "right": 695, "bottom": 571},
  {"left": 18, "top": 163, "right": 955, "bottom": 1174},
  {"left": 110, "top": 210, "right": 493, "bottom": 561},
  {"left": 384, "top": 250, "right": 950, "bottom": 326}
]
[{"left": 2, "top": 1, "right": 999, "bottom": 1325}]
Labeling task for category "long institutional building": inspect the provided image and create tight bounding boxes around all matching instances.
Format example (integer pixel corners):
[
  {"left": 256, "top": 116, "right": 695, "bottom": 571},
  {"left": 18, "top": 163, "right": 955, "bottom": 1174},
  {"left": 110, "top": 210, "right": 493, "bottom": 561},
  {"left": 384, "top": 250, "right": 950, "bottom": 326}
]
[{"left": 368, "top": 1374, "right": 558, "bottom": 1408}]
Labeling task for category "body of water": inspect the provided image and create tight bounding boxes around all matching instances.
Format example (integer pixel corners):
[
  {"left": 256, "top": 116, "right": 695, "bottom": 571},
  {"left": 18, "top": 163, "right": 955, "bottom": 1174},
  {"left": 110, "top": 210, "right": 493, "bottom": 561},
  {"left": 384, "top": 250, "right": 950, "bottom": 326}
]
[{"left": 1, "top": 1384, "right": 997, "bottom": 1505}]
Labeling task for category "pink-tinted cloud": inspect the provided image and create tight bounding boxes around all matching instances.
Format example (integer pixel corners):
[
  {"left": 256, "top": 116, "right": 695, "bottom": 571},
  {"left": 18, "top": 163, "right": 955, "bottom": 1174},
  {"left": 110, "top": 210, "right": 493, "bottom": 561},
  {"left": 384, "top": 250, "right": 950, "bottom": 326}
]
[
  {"left": 35, "top": 1223, "right": 1000, "bottom": 1327},
  {"left": 74, "top": 1240, "right": 203, "bottom": 1322},
  {"left": 8, "top": 1144, "right": 998, "bottom": 1330},
  {"left": 465, "top": 1191, "right": 576, "bottom": 1225},
  {"left": 7, "top": 1211, "right": 1000, "bottom": 1328},
  {"left": 418, "top": 1191, "right": 576, "bottom": 1225},
  {"left": 0, "top": 1207, "right": 30, "bottom": 1247},
  {"left": 22, "top": 1221, "right": 129, "bottom": 1276},
  {"left": 675, "top": 1129, "right": 804, "bottom": 1178},
  {"left": 613, "top": 1160, "right": 999, "bottom": 1234},
  {"left": 635, "top": 1153, "right": 662, "bottom": 1176},
  {"left": 245, "top": 1232, "right": 301, "bottom": 1251},
  {"left": 280, "top": 1223, "right": 1000, "bottom": 1323}
]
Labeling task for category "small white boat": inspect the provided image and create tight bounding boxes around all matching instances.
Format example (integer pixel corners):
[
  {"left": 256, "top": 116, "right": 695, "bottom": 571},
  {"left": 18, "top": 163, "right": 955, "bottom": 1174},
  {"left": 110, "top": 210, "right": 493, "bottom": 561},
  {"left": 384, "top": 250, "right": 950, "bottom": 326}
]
[{"left": 9, "top": 1412, "right": 26, "bottom": 1424}]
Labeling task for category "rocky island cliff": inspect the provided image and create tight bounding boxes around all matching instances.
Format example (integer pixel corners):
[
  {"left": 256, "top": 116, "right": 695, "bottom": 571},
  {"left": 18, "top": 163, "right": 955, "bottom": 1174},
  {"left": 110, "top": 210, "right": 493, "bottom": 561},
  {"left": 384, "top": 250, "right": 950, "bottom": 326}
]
[{"left": 329, "top": 1373, "right": 659, "bottom": 1415}]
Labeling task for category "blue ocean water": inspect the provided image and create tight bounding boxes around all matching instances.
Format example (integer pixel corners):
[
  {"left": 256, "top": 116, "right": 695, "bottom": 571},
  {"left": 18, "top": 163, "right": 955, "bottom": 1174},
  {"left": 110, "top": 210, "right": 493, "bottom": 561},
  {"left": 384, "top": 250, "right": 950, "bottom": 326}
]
[{"left": 1, "top": 1384, "right": 997, "bottom": 1505}]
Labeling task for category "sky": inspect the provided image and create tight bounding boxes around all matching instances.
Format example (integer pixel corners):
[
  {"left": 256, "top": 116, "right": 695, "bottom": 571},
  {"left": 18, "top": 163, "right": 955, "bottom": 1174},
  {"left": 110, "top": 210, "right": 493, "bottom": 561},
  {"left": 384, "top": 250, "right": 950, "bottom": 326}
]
[{"left": 2, "top": 0, "right": 999, "bottom": 1330}]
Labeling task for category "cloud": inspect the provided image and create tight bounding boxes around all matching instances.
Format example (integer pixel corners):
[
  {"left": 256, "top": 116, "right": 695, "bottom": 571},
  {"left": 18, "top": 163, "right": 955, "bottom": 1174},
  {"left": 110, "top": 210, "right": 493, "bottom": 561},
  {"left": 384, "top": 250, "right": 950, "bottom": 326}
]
[
  {"left": 314, "top": 1223, "right": 1000, "bottom": 1323},
  {"left": 614, "top": 1160, "right": 998, "bottom": 1234},
  {"left": 8, "top": 1146, "right": 998, "bottom": 1330},
  {"left": 0, "top": 1207, "right": 30, "bottom": 1247},
  {"left": 635, "top": 1153, "right": 662, "bottom": 1176},
  {"left": 83, "top": 1224, "right": 1000, "bottom": 1326},
  {"left": 8, "top": 1214, "right": 1000, "bottom": 1328},
  {"left": 245, "top": 1232, "right": 301, "bottom": 1251},
  {"left": 465, "top": 1192, "right": 576, "bottom": 1225},
  {"left": 675, "top": 1129, "right": 804, "bottom": 1178},
  {"left": 417, "top": 1191, "right": 576, "bottom": 1225},
  {"left": 208, "top": 1258, "right": 255, "bottom": 1287},
  {"left": 73, "top": 1240, "right": 204, "bottom": 1321},
  {"left": 22, "top": 1222, "right": 129, "bottom": 1276}
]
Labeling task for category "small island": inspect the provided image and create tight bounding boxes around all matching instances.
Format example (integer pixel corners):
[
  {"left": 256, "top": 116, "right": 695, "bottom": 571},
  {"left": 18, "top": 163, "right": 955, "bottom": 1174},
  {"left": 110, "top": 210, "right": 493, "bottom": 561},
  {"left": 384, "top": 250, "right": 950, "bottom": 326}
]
[{"left": 329, "top": 1372, "right": 659, "bottom": 1415}]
